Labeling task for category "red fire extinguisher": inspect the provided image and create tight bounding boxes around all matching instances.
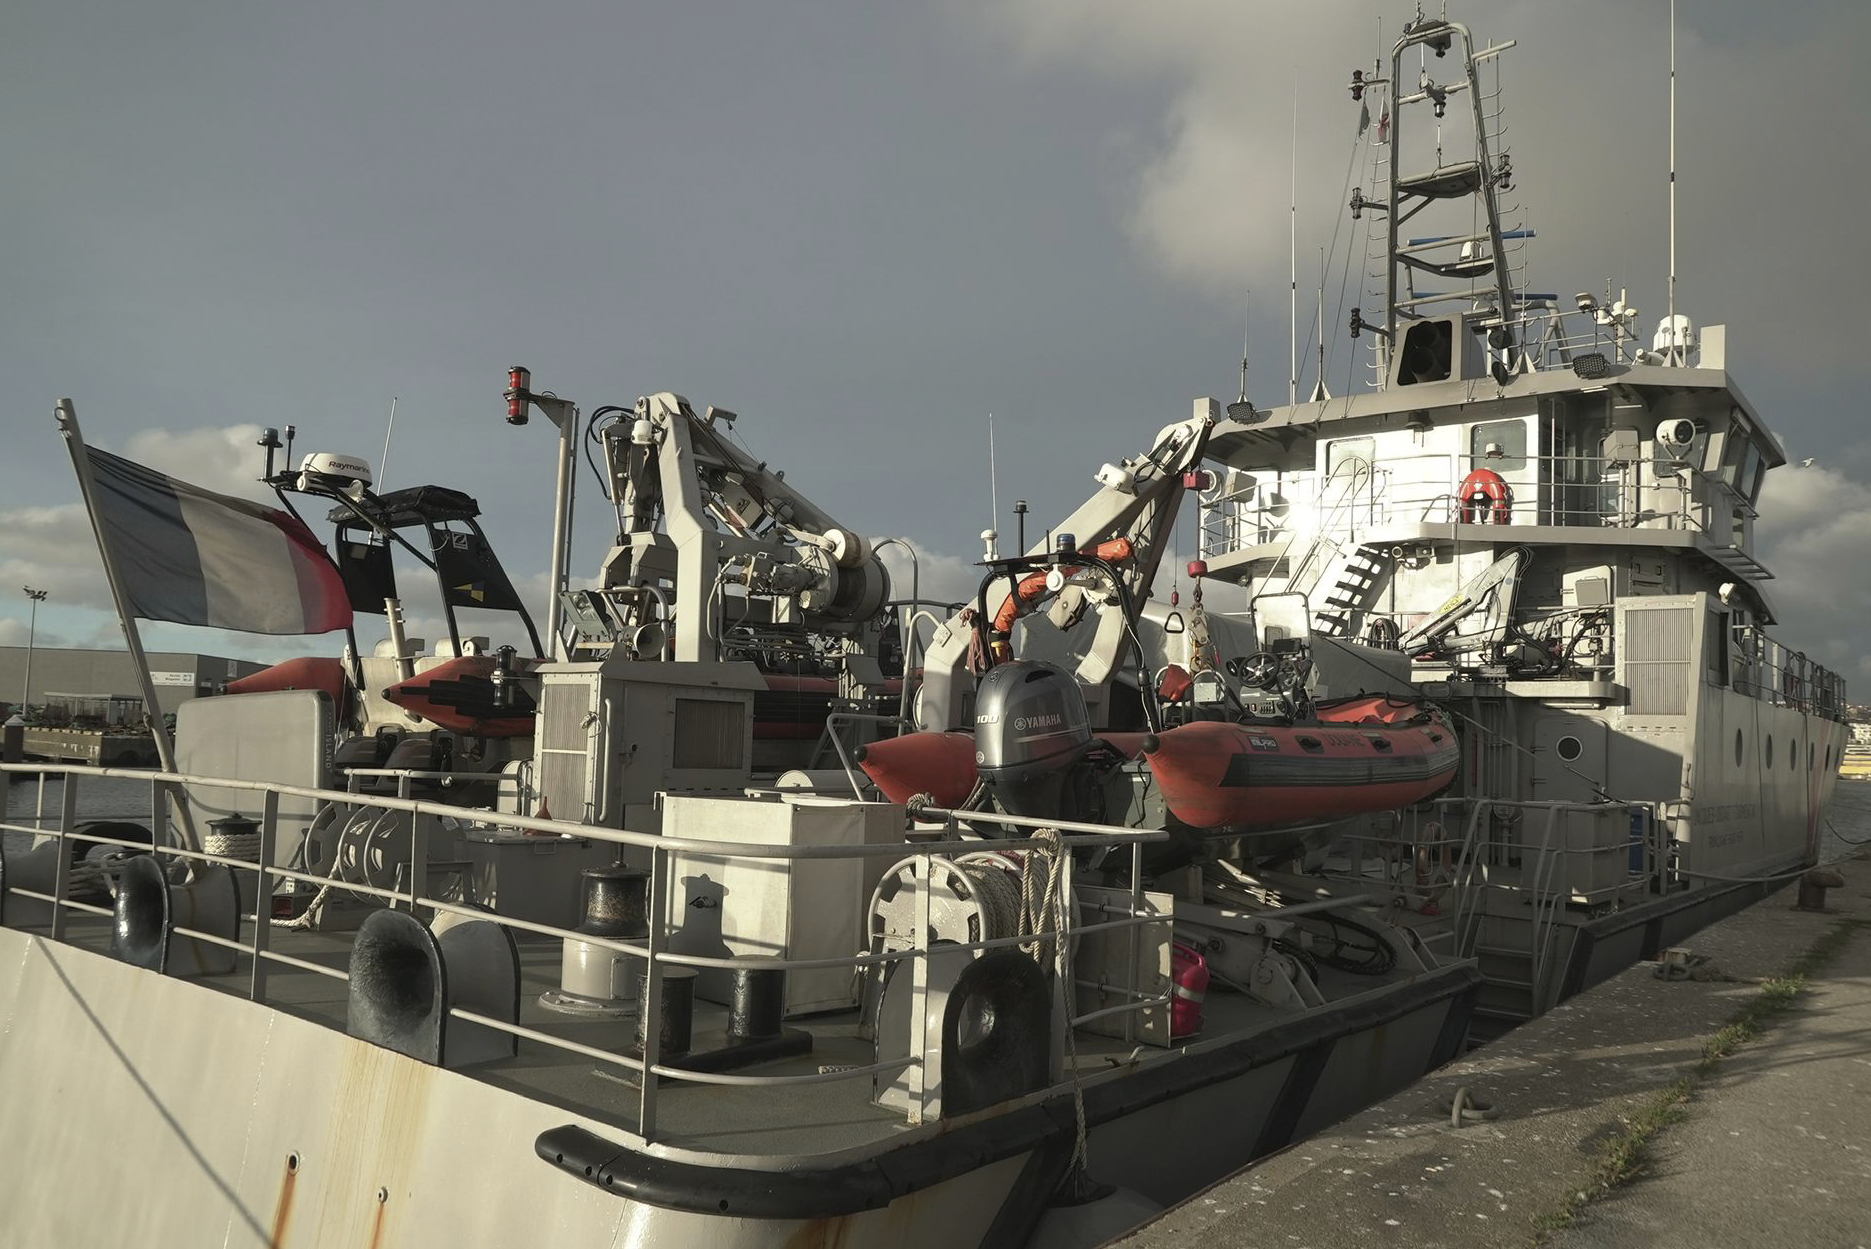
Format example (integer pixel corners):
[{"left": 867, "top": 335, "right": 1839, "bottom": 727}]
[{"left": 1170, "top": 942, "right": 1211, "bottom": 1040}]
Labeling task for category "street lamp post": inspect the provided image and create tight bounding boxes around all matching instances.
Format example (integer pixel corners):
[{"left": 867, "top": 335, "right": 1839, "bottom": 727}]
[{"left": 20, "top": 587, "right": 46, "bottom": 719}]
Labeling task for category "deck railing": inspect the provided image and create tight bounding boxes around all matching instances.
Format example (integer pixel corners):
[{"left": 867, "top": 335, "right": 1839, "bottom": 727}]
[
  {"left": 1199, "top": 448, "right": 1757, "bottom": 561},
  {"left": 0, "top": 761, "right": 1177, "bottom": 1144},
  {"left": 1318, "top": 795, "right": 1660, "bottom": 1015}
]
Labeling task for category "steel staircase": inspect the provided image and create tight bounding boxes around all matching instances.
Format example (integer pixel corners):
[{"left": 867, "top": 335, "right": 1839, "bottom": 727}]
[{"left": 1314, "top": 545, "right": 1390, "bottom": 637}]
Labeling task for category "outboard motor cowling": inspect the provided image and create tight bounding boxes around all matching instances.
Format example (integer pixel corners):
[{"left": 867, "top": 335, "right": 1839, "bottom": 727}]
[{"left": 973, "top": 661, "right": 1092, "bottom": 818}]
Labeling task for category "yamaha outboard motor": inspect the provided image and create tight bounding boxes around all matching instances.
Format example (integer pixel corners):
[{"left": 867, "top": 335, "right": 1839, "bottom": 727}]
[{"left": 974, "top": 661, "right": 1093, "bottom": 818}]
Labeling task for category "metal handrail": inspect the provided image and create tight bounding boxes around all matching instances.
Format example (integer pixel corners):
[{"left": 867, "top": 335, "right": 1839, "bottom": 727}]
[
  {"left": 1203, "top": 447, "right": 1756, "bottom": 543},
  {"left": 1445, "top": 798, "right": 1492, "bottom": 945},
  {"left": 0, "top": 762, "right": 1160, "bottom": 859},
  {"left": 1524, "top": 808, "right": 1563, "bottom": 997},
  {"left": 817, "top": 711, "right": 905, "bottom": 796},
  {"left": 1287, "top": 459, "right": 1376, "bottom": 597},
  {"left": 0, "top": 760, "right": 1176, "bottom": 1144}
]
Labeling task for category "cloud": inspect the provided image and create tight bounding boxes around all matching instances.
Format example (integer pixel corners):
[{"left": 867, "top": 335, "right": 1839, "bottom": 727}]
[
  {"left": 971, "top": 2, "right": 1871, "bottom": 389},
  {"left": 0, "top": 503, "right": 113, "bottom": 613},
  {"left": 873, "top": 539, "right": 984, "bottom": 611},
  {"left": 1754, "top": 462, "right": 1871, "bottom": 679},
  {"left": 118, "top": 424, "right": 275, "bottom": 501},
  {"left": 980, "top": 2, "right": 1366, "bottom": 297},
  {"left": 0, "top": 617, "right": 73, "bottom": 648}
]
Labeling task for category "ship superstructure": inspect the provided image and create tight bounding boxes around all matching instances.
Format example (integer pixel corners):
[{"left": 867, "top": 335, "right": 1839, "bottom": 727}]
[{"left": 1192, "top": 14, "right": 1847, "bottom": 1024}]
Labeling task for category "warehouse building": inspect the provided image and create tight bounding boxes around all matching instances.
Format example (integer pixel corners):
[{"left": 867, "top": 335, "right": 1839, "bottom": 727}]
[{"left": 0, "top": 646, "right": 271, "bottom": 720}]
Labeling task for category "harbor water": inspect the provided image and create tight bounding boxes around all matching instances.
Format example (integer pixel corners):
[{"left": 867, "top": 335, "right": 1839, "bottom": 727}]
[{"left": 2, "top": 772, "right": 161, "bottom": 857}]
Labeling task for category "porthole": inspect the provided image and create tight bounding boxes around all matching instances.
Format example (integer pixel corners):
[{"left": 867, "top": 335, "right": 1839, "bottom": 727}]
[
  {"left": 1735, "top": 729, "right": 1744, "bottom": 767},
  {"left": 1766, "top": 735, "right": 1774, "bottom": 768},
  {"left": 1556, "top": 735, "right": 1583, "bottom": 762}
]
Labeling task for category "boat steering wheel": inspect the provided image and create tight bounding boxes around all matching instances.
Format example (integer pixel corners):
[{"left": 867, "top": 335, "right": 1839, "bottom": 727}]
[{"left": 1227, "top": 651, "right": 1284, "bottom": 691}]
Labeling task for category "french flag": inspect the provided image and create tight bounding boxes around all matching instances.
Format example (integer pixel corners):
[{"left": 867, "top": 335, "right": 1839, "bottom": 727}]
[{"left": 83, "top": 447, "right": 352, "bottom": 635}]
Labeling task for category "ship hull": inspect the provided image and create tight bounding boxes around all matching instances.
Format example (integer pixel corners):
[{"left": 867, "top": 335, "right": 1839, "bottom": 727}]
[{"left": 0, "top": 924, "right": 1475, "bottom": 1248}]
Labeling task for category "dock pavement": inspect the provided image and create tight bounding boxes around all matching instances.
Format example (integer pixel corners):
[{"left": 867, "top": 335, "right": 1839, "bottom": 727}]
[{"left": 1114, "top": 848, "right": 1871, "bottom": 1248}]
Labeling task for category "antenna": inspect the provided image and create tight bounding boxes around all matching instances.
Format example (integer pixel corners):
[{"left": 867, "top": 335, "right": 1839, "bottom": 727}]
[
  {"left": 1667, "top": 0, "right": 1677, "bottom": 361},
  {"left": 983, "top": 413, "right": 1001, "bottom": 560},
  {"left": 1227, "top": 299, "right": 1256, "bottom": 421},
  {"left": 1310, "top": 248, "right": 1332, "bottom": 402},
  {"left": 988, "top": 411, "right": 999, "bottom": 534},
  {"left": 1288, "top": 80, "right": 1298, "bottom": 410},
  {"left": 379, "top": 396, "right": 399, "bottom": 489}
]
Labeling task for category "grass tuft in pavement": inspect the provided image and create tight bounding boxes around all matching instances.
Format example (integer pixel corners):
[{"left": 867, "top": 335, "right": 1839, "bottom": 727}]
[{"left": 1528, "top": 916, "right": 1864, "bottom": 1245}]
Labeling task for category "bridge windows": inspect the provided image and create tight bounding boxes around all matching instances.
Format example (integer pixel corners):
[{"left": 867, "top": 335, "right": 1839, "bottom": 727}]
[
  {"left": 1326, "top": 437, "right": 1375, "bottom": 477},
  {"left": 1469, "top": 419, "right": 1528, "bottom": 473}
]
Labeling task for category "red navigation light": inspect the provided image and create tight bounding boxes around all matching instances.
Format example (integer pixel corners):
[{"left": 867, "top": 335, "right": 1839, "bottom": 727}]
[{"left": 506, "top": 366, "right": 532, "bottom": 425}]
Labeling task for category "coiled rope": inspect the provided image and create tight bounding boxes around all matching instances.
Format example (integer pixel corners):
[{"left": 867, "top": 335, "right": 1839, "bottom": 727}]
[
  {"left": 953, "top": 852, "right": 1023, "bottom": 945},
  {"left": 200, "top": 826, "right": 262, "bottom": 863}
]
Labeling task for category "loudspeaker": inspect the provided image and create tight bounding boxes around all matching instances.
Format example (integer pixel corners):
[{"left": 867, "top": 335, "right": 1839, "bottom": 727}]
[
  {"left": 347, "top": 909, "right": 520, "bottom": 1068},
  {"left": 111, "top": 855, "right": 240, "bottom": 976}
]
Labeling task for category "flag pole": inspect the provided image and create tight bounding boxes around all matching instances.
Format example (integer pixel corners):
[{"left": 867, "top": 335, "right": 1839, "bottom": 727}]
[{"left": 56, "top": 399, "right": 202, "bottom": 854}]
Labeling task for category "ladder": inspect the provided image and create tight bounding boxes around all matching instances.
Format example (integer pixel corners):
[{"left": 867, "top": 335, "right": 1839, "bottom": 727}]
[{"left": 1314, "top": 546, "right": 1390, "bottom": 638}]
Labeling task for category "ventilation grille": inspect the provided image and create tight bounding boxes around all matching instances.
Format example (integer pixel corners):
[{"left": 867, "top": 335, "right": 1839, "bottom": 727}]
[
  {"left": 674, "top": 698, "right": 745, "bottom": 770},
  {"left": 536, "top": 679, "right": 593, "bottom": 820},
  {"left": 1625, "top": 607, "right": 1692, "bottom": 715}
]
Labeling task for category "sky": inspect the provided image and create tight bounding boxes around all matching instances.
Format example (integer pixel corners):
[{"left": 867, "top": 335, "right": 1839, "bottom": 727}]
[{"left": 6, "top": 1, "right": 1870, "bottom": 680}]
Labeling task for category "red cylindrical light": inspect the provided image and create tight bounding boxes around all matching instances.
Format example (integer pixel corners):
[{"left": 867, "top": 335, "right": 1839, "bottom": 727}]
[
  {"left": 506, "top": 366, "right": 532, "bottom": 424},
  {"left": 1187, "top": 559, "right": 1208, "bottom": 578}
]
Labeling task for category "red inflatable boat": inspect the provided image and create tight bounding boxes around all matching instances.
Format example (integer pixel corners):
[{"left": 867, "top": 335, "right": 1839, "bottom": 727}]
[
  {"left": 226, "top": 656, "right": 350, "bottom": 710},
  {"left": 857, "top": 695, "right": 1455, "bottom": 830},
  {"left": 1141, "top": 699, "right": 1458, "bottom": 830},
  {"left": 381, "top": 654, "right": 539, "bottom": 737}
]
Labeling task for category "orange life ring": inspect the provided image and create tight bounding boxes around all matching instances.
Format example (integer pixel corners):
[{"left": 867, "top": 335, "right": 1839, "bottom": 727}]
[{"left": 1459, "top": 469, "right": 1512, "bottom": 524}]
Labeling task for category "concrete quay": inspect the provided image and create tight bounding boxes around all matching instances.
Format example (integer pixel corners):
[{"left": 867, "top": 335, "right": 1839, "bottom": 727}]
[{"left": 1115, "top": 851, "right": 1871, "bottom": 1248}]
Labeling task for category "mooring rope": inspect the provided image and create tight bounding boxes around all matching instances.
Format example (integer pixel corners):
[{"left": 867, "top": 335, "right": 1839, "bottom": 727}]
[{"left": 1020, "top": 828, "right": 1090, "bottom": 1173}]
